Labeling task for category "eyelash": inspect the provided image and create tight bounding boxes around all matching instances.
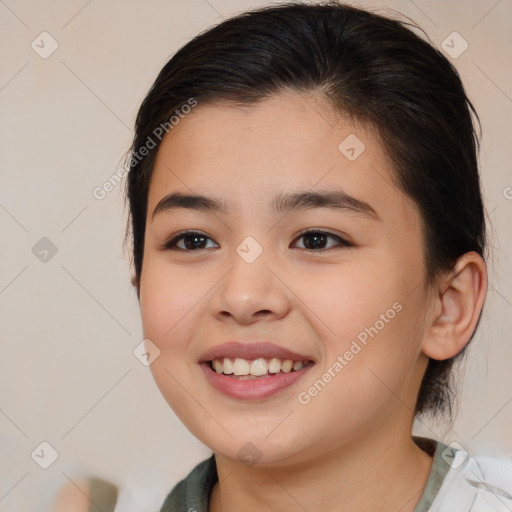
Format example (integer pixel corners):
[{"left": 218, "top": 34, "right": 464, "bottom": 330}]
[{"left": 161, "top": 229, "right": 353, "bottom": 252}]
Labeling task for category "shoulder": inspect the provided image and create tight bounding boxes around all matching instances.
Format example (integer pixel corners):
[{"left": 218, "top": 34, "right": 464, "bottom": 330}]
[
  {"left": 158, "top": 454, "right": 218, "bottom": 512},
  {"left": 430, "top": 443, "right": 512, "bottom": 511}
]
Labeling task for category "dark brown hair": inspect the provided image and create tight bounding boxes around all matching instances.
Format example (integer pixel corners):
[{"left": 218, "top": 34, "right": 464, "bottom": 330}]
[{"left": 124, "top": 1, "right": 486, "bottom": 419}]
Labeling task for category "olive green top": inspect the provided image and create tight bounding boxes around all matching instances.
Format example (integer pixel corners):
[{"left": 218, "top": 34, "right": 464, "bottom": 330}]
[{"left": 158, "top": 436, "right": 452, "bottom": 511}]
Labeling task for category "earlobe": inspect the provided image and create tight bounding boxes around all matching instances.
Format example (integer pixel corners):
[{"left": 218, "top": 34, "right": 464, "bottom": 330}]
[
  {"left": 131, "top": 274, "right": 141, "bottom": 301},
  {"left": 421, "top": 252, "right": 487, "bottom": 361}
]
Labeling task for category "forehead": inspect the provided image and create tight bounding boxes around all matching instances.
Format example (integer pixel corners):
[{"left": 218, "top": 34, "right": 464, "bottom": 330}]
[{"left": 147, "top": 91, "right": 419, "bottom": 230}]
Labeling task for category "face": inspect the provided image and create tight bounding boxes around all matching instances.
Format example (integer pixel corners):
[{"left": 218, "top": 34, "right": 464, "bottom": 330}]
[{"left": 139, "top": 91, "right": 432, "bottom": 466}]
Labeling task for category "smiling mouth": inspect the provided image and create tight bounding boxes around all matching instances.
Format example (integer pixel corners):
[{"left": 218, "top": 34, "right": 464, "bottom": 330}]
[{"left": 207, "top": 356, "right": 315, "bottom": 379}]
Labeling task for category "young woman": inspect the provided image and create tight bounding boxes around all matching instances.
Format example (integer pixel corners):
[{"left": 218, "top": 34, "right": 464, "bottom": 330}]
[{"left": 121, "top": 1, "right": 512, "bottom": 510}]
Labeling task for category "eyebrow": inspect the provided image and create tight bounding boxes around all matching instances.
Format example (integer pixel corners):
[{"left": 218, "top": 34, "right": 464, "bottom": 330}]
[{"left": 151, "top": 189, "right": 381, "bottom": 221}]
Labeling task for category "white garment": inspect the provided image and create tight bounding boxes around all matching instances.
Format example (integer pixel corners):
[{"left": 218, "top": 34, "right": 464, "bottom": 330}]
[
  {"left": 112, "top": 444, "right": 512, "bottom": 511},
  {"left": 429, "top": 448, "right": 512, "bottom": 511}
]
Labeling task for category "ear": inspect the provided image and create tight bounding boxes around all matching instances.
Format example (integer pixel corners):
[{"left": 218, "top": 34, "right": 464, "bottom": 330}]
[
  {"left": 421, "top": 251, "right": 487, "bottom": 361},
  {"left": 131, "top": 273, "right": 140, "bottom": 300}
]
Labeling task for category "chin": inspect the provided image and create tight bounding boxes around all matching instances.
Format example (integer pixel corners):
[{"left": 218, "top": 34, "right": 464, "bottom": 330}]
[{"left": 197, "top": 429, "right": 311, "bottom": 468}]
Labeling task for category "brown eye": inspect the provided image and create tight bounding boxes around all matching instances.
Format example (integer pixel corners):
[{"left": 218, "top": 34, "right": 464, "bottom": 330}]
[
  {"left": 162, "top": 229, "right": 352, "bottom": 252},
  {"left": 163, "top": 231, "right": 218, "bottom": 251},
  {"left": 292, "top": 230, "right": 352, "bottom": 250}
]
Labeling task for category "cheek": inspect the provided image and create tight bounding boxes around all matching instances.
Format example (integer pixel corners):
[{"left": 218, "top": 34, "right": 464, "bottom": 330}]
[
  {"left": 295, "top": 309, "right": 421, "bottom": 443},
  {"left": 139, "top": 262, "right": 205, "bottom": 421},
  {"left": 138, "top": 256, "right": 231, "bottom": 413},
  {"left": 297, "top": 258, "right": 394, "bottom": 342},
  {"left": 302, "top": 260, "right": 424, "bottom": 396},
  {"left": 140, "top": 257, "right": 200, "bottom": 334}
]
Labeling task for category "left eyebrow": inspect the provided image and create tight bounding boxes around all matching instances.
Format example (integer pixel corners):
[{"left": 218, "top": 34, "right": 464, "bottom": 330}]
[
  {"left": 272, "top": 189, "right": 381, "bottom": 221},
  {"left": 151, "top": 189, "right": 381, "bottom": 222},
  {"left": 152, "top": 192, "right": 230, "bottom": 219}
]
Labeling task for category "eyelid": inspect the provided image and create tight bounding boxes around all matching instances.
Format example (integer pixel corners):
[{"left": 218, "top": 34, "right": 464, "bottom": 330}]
[
  {"left": 161, "top": 230, "right": 217, "bottom": 250},
  {"left": 161, "top": 228, "right": 353, "bottom": 251},
  {"left": 291, "top": 228, "right": 352, "bottom": 250},
  {"left": 292, "top": 227, "right": 351, "bottom": 244}
]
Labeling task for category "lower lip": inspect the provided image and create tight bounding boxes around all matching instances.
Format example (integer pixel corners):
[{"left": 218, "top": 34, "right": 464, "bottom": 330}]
[{"left": 200, "top": 362, "right": 314, "bottom": 400}]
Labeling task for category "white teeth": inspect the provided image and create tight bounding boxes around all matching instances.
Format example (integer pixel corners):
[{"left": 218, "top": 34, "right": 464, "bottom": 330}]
[
  {"left": 249, "top": 358, "right": 268, "bottom": 376},
  {"left": 213, "top": 359, "right": 223, "bottom": 373},
  {"left": 293, "top": 361, "right": 303, "bottom": 371},
  {"left": 268, "top": 357, "right": 281, "bottom": 374},
  {"left": 211, "top": 356, "right": 311, "bottom": 376},
  {"left": 281, "top": 359, "right": 293, "bottom": 373},
  {"left": 223, "top": 357, "right": 234, "bottom": 374},
  {"left": 233, "top": 358, "right": 250, "bottom": 375}
]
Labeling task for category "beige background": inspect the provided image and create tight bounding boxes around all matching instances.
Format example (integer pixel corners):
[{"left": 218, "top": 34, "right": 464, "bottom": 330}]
[{"left": 0, "top": 0, "right": 511, "bottom": 511}]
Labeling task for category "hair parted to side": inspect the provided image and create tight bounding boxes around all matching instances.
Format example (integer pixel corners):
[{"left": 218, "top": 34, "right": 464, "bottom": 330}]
[{"left": 124, "top": 1, "right": 487, "bottom": 420}]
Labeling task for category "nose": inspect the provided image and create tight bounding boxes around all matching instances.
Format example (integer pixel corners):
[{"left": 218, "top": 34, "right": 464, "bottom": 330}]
[{"left": 209, "top": 241, "right": 291, "bottom": 325}]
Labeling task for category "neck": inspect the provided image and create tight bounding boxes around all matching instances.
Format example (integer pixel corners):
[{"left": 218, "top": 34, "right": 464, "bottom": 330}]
[{"left": 209, "top": 426, "right": 433, "bottom": 512}]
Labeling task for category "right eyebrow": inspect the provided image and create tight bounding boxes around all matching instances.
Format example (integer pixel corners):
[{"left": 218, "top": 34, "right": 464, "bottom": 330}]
[
  {"left": 152, "top": 192, "right": 230, "bottom": 219},
  {"left": 151, "top": 189, "right": 381, "bottom": 222},
  {"left": 271, "top": 189, "right": 381, "bottom": 221}
]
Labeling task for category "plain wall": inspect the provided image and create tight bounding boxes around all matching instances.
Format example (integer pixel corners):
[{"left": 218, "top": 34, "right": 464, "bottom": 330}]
[{"left": 1, "top": 1, "right": 511, "bottom": 510}]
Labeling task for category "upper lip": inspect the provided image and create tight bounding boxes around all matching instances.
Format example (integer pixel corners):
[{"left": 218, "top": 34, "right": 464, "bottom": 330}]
[{"left": 199, "top": 341, "right": 315, "bottom": 363}]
